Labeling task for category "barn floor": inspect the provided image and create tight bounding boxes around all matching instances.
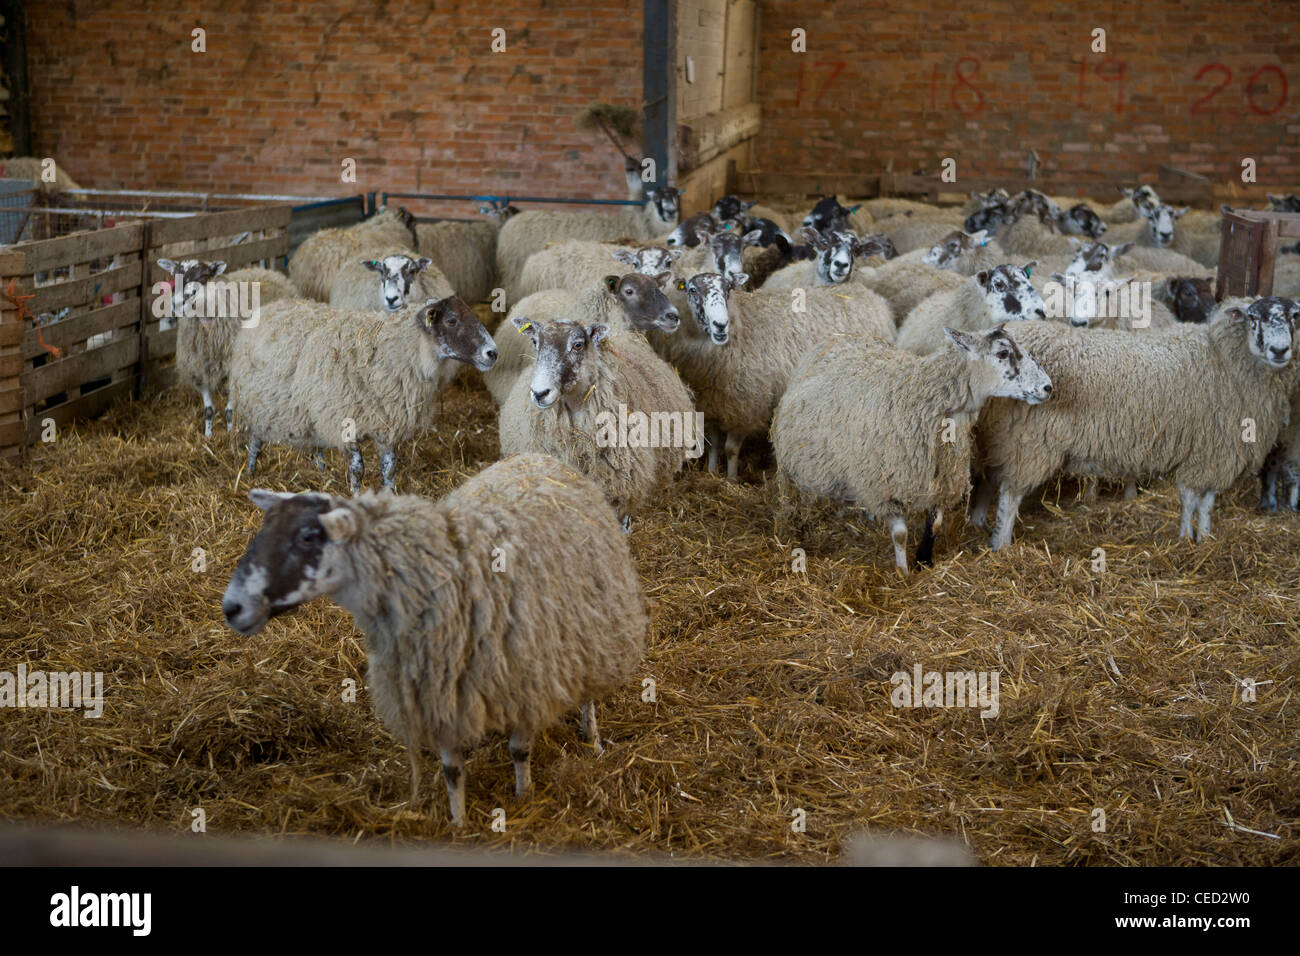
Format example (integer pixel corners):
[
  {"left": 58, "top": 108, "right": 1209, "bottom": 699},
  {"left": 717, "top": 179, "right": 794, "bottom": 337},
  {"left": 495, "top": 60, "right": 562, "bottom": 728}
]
[{"left": 1, "top": 367, "right": 1297, "bottom": 865}]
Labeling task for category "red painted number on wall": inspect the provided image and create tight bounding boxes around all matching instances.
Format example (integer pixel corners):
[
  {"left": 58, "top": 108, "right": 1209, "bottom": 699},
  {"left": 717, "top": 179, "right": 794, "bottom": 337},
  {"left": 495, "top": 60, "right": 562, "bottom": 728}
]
[
  {"left": 1076, "top": 56, "right": 1127, "bottom": 114},
  {"left": 1192, "top": 63, "right": 1288, "bottom": 115},
  {"left": 795, "top": 60, "right": 847, "bottom": 107},
  {"left": 929, "top": 58, "right": 985, "bottom": 115}
]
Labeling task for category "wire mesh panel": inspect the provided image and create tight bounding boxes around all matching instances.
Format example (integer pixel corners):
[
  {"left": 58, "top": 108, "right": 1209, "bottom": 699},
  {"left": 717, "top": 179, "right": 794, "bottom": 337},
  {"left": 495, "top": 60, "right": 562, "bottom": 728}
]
[{"left": 0, "top": 179, "right": 37, "bottom": 243}]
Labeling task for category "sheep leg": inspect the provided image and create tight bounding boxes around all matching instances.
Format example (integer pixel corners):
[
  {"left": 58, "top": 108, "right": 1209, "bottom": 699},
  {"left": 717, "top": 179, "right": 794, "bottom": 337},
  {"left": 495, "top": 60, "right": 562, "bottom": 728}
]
[
  {"left": 1082, "top": 478, "right": 1098, "bottom": 502},
  {"left": 1286, "top": 472, "right": 1299, "bottom": 511},
  {"left": 1260, "top": 463, "right": 1279, "bottom": 512},
  {"left": 438, "top": 745, "right": 467, "bottom": 828},
  {"left": 725, "top": 432, "right": 743, "bottom": 482},
  {"left": 200, "top": 387, "right": 215, "bottom": 438},
  {"left": 889, "top": 516, "right": 909, "bottom": 575},
  {"left": 1195, "top": 491, "right": 1216, "bottom": 541},
  {"left": 246, "top": 437, "right": 262, "bottom": 476},
  {"left": 404, "top": 680, "right": 424, "bottom": 806},
  {"left": 580, "top": 701, "right": 604, "bottom": 754},
  {"left": 347, "top": 444, "right": 363, "bottom": 495},
  {"left": 312, "top": 450, "right": 326, "bottom": 471},
  {"left": 1123, "top": 481, "right": 1138, "bottom": 501},
  {"left": 380, "top": 447, "right": 396, "bottom": 491},
  {"left": 706, "top": 424, "right": 722, "bottom": 474},
  {"left": 508, "top": 728, "right": 534, "bottom": 796},
  {"left": 620, "top": 514, "right": 633, "bottom": 535},
  {"left": 1177, "top": 486, "right": 1198, "bottom": 539},
  {"left": 915, "top": 509, "right": 938, "bottom": 567},
  {"left": 969, "top": 478, "right": 995, "bottom": 529},
  {"left": 224, "top": 400, "right": 234, "bottom": 432},
  {"left": 990, "top": 488, "right": 1024, "bottom": 552}
]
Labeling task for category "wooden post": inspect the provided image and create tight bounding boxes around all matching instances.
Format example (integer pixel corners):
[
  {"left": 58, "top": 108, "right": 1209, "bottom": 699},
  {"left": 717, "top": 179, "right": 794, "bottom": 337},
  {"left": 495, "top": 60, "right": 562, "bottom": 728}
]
[{"left": 0, "top": 260, "right": 24, "bottom": 464}]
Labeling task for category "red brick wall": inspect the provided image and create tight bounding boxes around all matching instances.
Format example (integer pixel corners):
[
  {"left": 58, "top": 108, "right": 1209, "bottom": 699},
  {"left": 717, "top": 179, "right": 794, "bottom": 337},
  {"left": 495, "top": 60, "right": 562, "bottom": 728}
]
[
  {"left": 754, "top": 0, "right": 1300, "bottom": 188},
  {"left": 27, "top": 0, "right": 644, "bottom": 214}
]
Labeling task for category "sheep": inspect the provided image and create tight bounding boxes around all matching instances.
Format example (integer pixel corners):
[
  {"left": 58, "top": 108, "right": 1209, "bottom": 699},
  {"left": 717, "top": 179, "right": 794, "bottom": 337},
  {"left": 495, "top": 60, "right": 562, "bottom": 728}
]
[
  {"left": 1042, "top": 272, "right": 1176, "bottom": 329},
  {"left": 801, "top": 196, "right": 873, "bottom": 235},
  {"left": 289, "top": 206, "right": 419, "bottom": 301},
  {"left": 974, "top": 298, "right": 1297, "bottom": 550},
  {"left": 871, "top": 212, "right": 964, "bottom": 255},
  {"left": 896, "top": 264, "right": 1047, "bottom": 354},
  {"left": 1256, "top": 297, "right": 1300, "bottom": 512},
  {"left": 995, "top": 210, "right": 1078, "bottom": 262},
  {"left": 222, "top": 452, "right": 646, "bottom": 827},
  {"left": 495, "top": 187, "right": 681, "bottom": 301},
  {"left": 771, "top": 326, "right": 1052, "bottom": 573},
  {"left": 1105, "top": 185, "right": 1161, "bottom": 224},
  {"left": 415, "top": 219, "right": 496, "bottom": 304},
  {"left": 155, "top": 257, "right": 299, "bottom": 435},
  {"left": 1275, "top": 255, "right": 1300, "bottom": 298},
  {"left": 760, "top": 229, "right": 880, "bottom": 291},
  {"left": 498, "top": 317, "right": 696, "bottom": 527},
  {"left": 1057, "top": 203, "right": 1108, "bottom": 239},
  {"left": 654, "top": 271, "right": 895, "bottom": 479},
  {"left": 1154, "top": 276, "right": 1217, "bottom": 324},
  {"left": 713, "top": 195, "right": 795, "bottom": 234},
  {"left": 229, "top": 296, "right": 498, "bottom": 492},
  {"left": 743, "top": 233, "right": 818, "bottom": 289},
  {"left": 327, "top": 250, "right": 454, "bottom": 313},
  {"left": 484, "top": 273, "right": 681, "bottom": 407},
  {"left": 861, "top": 197, "right": 958, "bottom": 221},
  {"left": 921, "top": 229, "right": 1001, "bottom": 274},
  {"left": 1106, "top": 201, "right": 1214, "bottom": 263},
  {"left": 964, "top": 190, "right": 1012, "bottom": 235},
  {"left": 516, "top": 241, "right": 678, "bottom": 302},
  {"left": 664, "top": 211, "right": 719, "bottom": 248}
]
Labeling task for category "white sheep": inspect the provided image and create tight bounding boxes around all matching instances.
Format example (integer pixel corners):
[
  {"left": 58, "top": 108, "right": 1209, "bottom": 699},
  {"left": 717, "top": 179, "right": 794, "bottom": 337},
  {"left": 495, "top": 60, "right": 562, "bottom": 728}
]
[
  {"left": 415, "top": 220, "right": 495, "bottom": 304},
  {"left": 497, "top": 316, "right": 696, "bottom": 527},
  {"left": 484, "top": 273, "right": 681, "bottom": 407},
  {"left": 654, "top": 271, "right": 895, "bottom": 479},
  {"left": 327, "top": 250, "right": 454, "bottom": 313},
  {"left": 772, "top": 326, "right": 1052, "bottom": 573},
  {"left": 155, "top": 257, "right": 299, "bottom": 435},
  {"left": 222, "top": 452, "right": 647, "bottom": 827},
  {"left": 760, "top": 229, "right": 879, "bottom": 291},
  {"left": 229, "top": 296, "right": 498, "bottom": 492},
  {"left": 896, "top": 264, "right": 1046, "bottom": 354},
  {"left": 495, "top": 188, "right": 681, "bottom": 301},
  {"left": 1251, "top": 298, "right": 1300, "bottom": 512},
  {"left": 975, "top": 298, "right": 1296, "bottom": 550},
  {"left": 289, "top": 206, "right": 419, "bottom": 301},
  {"left": 516, "top": 240, "right": 679, "bottom": 301}
]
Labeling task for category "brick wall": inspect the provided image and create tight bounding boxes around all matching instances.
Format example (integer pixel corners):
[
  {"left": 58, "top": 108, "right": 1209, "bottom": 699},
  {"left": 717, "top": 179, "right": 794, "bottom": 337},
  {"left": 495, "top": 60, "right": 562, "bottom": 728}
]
[
  {"left": 754, "top": 0, "right": 1300, "bottom": 189},
  {"left": 27, "top": 0, "right": 644, "bottom": 215}
]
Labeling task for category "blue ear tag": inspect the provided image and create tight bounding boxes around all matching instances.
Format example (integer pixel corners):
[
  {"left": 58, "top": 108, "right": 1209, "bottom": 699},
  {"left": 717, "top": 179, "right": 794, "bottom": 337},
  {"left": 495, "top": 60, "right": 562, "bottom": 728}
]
[{"left": 1024, "top": 265, "right": 1031, "bottom": 277}]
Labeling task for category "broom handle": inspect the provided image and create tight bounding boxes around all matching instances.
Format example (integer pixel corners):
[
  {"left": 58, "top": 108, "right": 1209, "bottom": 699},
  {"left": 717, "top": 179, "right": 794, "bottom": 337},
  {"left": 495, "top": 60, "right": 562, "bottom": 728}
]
[{"left": 593, "top": 114, "right": 637, "bottom": 165}]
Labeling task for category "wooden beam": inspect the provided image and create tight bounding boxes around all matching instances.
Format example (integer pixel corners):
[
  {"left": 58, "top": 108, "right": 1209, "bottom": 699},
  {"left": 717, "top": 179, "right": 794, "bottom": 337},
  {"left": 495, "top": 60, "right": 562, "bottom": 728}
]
[
  {"left": 21, "top": 299, "right": 141, "bottom": 360},
  {"left": 642, "top": 0, "right": 677, "bottom": 188},
  {"left": 0, "top": 222, "right": 146, "bottom": 277},
  {"left": 23, "top": 378, "right": 134, "bottom": 445},
  {"left": 21, "top": 337, "right": 138, "bottom": 405},
  {"left": 148, "top": 204, "right": 292, "bottom": 246},
  {"left": 678, "top": 103, "right": 761, "bottom": 172}
]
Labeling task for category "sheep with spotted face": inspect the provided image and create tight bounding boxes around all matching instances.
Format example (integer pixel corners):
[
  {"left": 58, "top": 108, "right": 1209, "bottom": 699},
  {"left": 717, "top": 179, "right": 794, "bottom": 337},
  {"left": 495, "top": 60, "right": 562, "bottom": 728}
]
[
  {"left": 653, "top": 270, "right": 895, "bottom": 479},
  {"left": 896, "top": 263, "right": 1046, "bottom": 354},
  {"left": 222, "top": 453, "right": 647, "bottom": 828},
  {"left": 760, "top": 228, "right": 879, "bottom": 290},
  {"left": 1058, "top": 203, "right": 1108, "bottom": 239},
  {"left": 289, "top": 206, "right": 419, "bottom": 302},
  {"left": 846, "top": 231, "right": 993, "bottom": 323},
  {"left": 771, "top": 327, "right": 1052, "bottom": 574},
  {"left": 155, "top": 257, "right": 299, "bottom": 436},
  {"left": 497, "top": 314, "right": 696, "bottom": 527},
  {"left": 1043, "top": 272, "right": 1176, "bottom": 330},
  {"left": 1105, "top": 185, "right": 1161, "bottom": 224},
  {"left": 801, "top": 196, "right": 873, "bottom": 236},
  {"left": 495, "top": 187, "right": 681, "bottom": 302},
  {"left": 327, "top": 250, "right": 454, "bottom": 313},
  {"left": 1105, "top": 200, "right": 1222, "bottom": 266},
  {"left": 974, "top": 298, "right": 1297, "bottom": 550},
  {"left": 230, "top": 296, "right": 497, "bottom": 492},
  {"left": 1249, "top": 298, "right": 1300, "bottom": 512},
  {"left": 484, "top": 272, "right": 682, "bottom": 407},
  {"left": 663, "top": 211, "right": 720, "bottom": 248},
  {"left": 516, "top": 240, "right": 679, "bottom": 302}
]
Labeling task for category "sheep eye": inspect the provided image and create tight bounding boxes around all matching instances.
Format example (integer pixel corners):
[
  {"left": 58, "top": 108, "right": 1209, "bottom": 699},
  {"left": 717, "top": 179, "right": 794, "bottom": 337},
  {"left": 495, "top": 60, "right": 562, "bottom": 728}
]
[
  {"left": 572, "top": 340, "right": 585, "bottom": 351},
  {"left": 298, "top": 525, "right": 322, "bottom": 545},
  {"left": 996, "top": 350, "right": 1009, "bottom": 360},
  {"left": 445, "top": 317, "right": 457, "bottom": 327}
]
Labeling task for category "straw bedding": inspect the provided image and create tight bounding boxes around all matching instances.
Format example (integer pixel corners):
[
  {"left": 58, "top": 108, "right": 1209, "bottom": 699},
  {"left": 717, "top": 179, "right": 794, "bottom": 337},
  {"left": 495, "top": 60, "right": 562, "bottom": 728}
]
[{"left": 1, "top": 349, "right": 1296, "bottom": 864}]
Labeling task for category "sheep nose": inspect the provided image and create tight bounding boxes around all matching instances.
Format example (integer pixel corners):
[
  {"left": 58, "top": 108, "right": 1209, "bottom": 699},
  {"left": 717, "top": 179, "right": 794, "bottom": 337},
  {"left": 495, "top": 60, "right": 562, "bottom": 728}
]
[
  {"left": 484, "top": 347, "right": 498, "bottom": 362},
  {"left": 222, "top": 599, "right": 242, "bottom": 622},
  {"left": 1271, "top": 345, "right": 1290, "bottom": 359},
  {"left": 1043, "top": 383, "right": 1053, "bottom": 394},
  {"left": 532, "top": 388, "right": 555, "bottom": 406}
]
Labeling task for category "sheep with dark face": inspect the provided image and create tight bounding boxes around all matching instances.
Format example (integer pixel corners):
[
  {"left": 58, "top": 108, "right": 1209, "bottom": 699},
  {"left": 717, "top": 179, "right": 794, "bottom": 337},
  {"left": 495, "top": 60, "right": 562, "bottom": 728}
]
[
  {"left": 760, "top": 228, "right": 878, "bottom": 290},
  {"left": 516, "top": 240, "right": 680, "bottom": 301},
  {"left": 1268, "top": 194, "right": 1300, "bottom": 213},
  {"left": 802, "top": 196, "right": 870, "bottom": 235},
  {"left": 1059, "top": 203, "right": 1108, "bottom": 239},
  {"left": 1155, "top": 276, "right": 1217, "bottom": 324},
  {"left": 485, "top": 273, "right": 682, "bottom": 407},
  {"left": 222, "top": 453, "right": 647, "bottom": 828},
  {"left": 663, "top": 211, "right": 719, "bottom": 248}
]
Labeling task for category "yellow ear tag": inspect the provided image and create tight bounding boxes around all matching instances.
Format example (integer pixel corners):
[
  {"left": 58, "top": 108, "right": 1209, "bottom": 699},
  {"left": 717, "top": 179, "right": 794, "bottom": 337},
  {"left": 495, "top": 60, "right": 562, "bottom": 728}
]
[{"left": 517, "top": 322, "right": 532, "bottom": 333}]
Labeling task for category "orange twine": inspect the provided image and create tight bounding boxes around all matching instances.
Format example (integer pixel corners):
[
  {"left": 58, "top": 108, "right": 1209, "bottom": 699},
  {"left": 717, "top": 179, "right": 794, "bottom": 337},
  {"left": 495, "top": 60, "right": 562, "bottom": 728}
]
[{"left": 4, "top": 279, "right": 60, "bottom": 358}]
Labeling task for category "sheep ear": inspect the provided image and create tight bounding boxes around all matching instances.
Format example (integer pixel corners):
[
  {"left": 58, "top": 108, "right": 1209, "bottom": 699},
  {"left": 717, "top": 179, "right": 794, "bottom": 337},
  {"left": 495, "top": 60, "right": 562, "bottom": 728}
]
[
  {"left": 1173, "top": 206, "right": 1189, "bottom": 218},
  {"left": 1267, "top": 193, "right": 1283, "bottom": 205},
  {"left": 362, "top": 259, "right": 383, "bottom": 272},
  {"left": 156, "top": 258, "right": 178, "bottom": 274},
  {"left": 318, "top": 507, "right": 358, "bottom": 543},
  {"left": 207, "top": 261, "right": 228, "bottom": 278},
  {"left": 510, "top": 315, "right": 540, "bottom": 346},
  {"left": 975, "top": 269, "right": 991, "bottom": 288},
  {"left": 741, "top": 200, "right": 757, "bottom": 211},
  {"left": 1120, "top": 187, "right": 1135, "bottom": 198},
  {"left": 1289, "top": 304, "right": 1300, "bottom": 328},
  {"left": 1022, "top": 260, "right": 1038, "bottom": 277},
  {"left": 943, "top": 327, "right": 977, "bottom": 353},
  {"left": 1112, "top": 242, "right": 1134, "bottom": 257},
  {"left": 249, "top": 488, "right": 295, "bottom": 511},
  {"left": 728, "top": 272, "right": 750, "bottom": 290},
  {"left": 1223, "top": 307, "right": 1247, "bottom": 325},
  {"left": 415, "top": 257, "right": 432, "bottom": 272},
  {"left": 743, "top": 229, "right": 763, "bottom": 245},
  {"left": 969, "top": 229, "right": 988, "bottom": 245},
  {"left": 800, "top": 225, "right": 822, "bottom": 246},
  {"left": 587, "top": 323, "right": 610, "bottom": 347},
  {"left": 666, "top": 249, "right": 684, "bottom": 263},
  {"left": 1049, "top": 272, "right": 1067, "bottom": 285},
  {"left": 604, "top": 274, "right": 620, "bottom": 292},
  {"left": 611, "top": 248, "right": 638, "bottom": 265},
  {"left": 654, "top": 271, "right": 673, "bottom": 287}
]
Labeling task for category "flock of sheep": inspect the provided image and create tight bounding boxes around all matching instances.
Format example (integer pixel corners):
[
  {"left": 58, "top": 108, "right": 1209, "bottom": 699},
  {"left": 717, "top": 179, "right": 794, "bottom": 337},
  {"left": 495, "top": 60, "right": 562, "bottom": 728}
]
[{"left": 154, "top": 180, "right": 1300, "bottom": 825}]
